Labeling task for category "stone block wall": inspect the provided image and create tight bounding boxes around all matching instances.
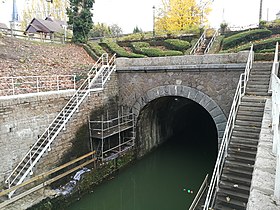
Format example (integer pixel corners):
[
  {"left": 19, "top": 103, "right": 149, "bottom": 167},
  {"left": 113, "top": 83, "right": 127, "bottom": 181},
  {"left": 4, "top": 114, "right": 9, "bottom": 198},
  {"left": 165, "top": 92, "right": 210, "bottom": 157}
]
[{"left": 0, "top": 72, "right": 119, "bottom": 186}]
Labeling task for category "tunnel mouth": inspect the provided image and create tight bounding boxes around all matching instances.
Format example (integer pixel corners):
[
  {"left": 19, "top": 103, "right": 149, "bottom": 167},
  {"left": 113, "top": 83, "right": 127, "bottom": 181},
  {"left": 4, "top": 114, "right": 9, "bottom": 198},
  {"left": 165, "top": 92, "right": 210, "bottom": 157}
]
[{"left": 136, "top": 96, "right": 218, "bottom": 158}]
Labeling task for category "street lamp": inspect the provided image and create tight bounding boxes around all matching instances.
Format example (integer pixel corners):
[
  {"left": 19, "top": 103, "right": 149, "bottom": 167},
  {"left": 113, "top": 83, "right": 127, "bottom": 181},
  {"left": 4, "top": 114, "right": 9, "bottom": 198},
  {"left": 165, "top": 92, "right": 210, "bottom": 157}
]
[{"left": 152, "top": 5, "right": 155, "bottom": 37}]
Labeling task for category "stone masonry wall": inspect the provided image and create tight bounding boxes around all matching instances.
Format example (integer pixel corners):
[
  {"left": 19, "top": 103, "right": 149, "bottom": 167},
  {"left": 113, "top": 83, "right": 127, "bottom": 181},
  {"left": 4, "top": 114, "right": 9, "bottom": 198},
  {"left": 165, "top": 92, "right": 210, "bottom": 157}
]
[
  {"left": 116, "top": 52, "right": 248, "bottom": 118},
  {"left": 117, "top": 68, "right": 242, "bottom": 119},
  {"left": 0, "top": 72, "right": 119, "bottom": 186}
]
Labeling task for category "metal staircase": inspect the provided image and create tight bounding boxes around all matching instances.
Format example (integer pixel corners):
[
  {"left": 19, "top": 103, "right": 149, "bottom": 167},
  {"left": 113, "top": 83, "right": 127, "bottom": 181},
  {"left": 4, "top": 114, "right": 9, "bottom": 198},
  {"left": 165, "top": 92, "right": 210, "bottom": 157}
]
[
  {"left": 190, "top": 29, "right": 218, "bottom": 55},
  {"left": 4, "top": 53, "right": 116, "bottom": 198}
]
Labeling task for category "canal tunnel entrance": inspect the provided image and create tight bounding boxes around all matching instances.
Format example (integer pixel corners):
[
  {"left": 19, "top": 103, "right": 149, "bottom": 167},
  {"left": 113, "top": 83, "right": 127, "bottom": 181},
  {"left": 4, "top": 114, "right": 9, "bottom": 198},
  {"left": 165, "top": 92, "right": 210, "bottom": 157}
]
[{"left": 136, "top": 96, "right": 218, "bottom": 159}]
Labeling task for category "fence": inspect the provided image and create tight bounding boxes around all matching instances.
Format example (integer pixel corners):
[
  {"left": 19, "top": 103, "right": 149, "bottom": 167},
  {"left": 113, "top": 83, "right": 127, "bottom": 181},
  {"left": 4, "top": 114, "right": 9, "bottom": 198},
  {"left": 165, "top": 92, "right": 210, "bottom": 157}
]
[
  {"left": 0, "top": 27, "right": 71, "bottom": 44},
  {"left": 0, "top": 75, "right": 76, "bottom": 97}
]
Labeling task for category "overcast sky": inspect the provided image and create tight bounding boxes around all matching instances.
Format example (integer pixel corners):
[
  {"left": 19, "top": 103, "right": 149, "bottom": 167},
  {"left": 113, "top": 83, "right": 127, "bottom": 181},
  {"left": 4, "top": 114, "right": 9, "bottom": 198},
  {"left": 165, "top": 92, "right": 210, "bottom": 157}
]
[{"left": 0, "top": 0, "right": 279, "bottom": 33}]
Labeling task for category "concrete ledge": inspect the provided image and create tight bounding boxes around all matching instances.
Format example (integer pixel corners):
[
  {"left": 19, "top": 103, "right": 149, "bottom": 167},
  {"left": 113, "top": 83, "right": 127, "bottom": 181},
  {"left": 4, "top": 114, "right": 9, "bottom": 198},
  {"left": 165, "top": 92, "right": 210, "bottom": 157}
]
[
  {"left": 116, "top": 63, "right": 246, "bottom": 72},
  {"left": 116, "top": 51, "right": 249, "bottom": 66},
  {"left": 247, "top": 99, "right": 280, "bottom": 209}
]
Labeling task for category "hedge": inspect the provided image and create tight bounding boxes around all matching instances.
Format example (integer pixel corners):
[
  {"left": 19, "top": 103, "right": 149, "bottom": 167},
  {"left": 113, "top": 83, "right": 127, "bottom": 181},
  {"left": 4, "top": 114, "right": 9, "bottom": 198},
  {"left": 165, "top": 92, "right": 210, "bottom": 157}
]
[
  {"left": 222, "top": 37, "right": 280, "bottom": 53},
  {"left": 163, "top": 39, "right": 191, "bottom": 51},
  {"left": 222, "top": 29, "right": 272, "bottom": 50},
  {"left": 100, "top": 41, "right": 145, "bottom": 58},
  {"left": 255, "top": 53, "right": 279, "bottom": 61},
  {"left": 131, "top": 41, "right": 183, "bottom": 57},
  {"left": 81, "top": 44, "right": 99, "bottom": 60},
  {"left": 87, "top": 42, "right": 107, "bottom": 56}
]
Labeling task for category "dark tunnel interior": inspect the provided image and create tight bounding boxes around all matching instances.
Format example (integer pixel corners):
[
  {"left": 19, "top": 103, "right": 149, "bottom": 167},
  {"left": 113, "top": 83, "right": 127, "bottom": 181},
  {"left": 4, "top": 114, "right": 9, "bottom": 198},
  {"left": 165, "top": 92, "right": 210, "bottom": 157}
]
[{"left": 137, "top": 96, "right": 218, "bottom": 156}]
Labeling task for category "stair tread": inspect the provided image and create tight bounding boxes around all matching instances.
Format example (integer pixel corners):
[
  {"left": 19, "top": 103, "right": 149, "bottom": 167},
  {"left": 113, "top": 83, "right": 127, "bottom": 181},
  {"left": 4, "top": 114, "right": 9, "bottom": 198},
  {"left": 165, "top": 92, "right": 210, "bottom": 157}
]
[
  {"left": 215, "top": 194, "right": 247, "bottom": 209},
  {"left": 217, "top": 188, "right": 249, "bottom": 199},
  {"left": 225, "top": 159, "right": 254, "bottom": 168},
  {"left": 227, "top": 153, "right": 256, "bottom": 162},
  {"left": 220, "top": 180, "right": 251, "bottom": 191},
  {"left": 228, "top": 147, "right": 257, "bottom": 156}
]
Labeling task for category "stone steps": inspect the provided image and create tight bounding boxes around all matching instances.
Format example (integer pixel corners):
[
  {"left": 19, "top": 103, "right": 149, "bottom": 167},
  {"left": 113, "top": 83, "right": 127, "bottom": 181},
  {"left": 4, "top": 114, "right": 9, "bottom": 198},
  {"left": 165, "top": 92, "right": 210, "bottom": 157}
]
[{"left": 212, "top": 62, "right": 270, "bottom": 209}]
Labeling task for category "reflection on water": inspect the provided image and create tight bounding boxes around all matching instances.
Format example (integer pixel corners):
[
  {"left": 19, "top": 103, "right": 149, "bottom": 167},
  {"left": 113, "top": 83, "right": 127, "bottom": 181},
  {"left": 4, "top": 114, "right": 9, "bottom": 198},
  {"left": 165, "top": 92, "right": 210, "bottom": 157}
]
[{"left": 67, "top": 133, "right": 216, "bottom": 210}]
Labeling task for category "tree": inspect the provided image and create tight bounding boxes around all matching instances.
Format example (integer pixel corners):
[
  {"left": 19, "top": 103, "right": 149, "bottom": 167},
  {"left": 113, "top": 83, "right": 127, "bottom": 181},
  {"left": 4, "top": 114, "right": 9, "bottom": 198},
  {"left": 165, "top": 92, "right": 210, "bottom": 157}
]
[
  {"left": 67, "top": 0, "right": 94, "bottom": 43},
  {"left": 133, "top": 26, "right": 142, "bottom": 33},
  {"left": 110, "top": 24, "right": 123, "bottom": 37},
  {"left": 22, "top": 0, "right": 68, "bottom": 29},
  {"left": 155, "top": 0, "right": 212, "bottom": 34},
  {"left": 90, "top": 23, "right": 111, "bottom": 37}
]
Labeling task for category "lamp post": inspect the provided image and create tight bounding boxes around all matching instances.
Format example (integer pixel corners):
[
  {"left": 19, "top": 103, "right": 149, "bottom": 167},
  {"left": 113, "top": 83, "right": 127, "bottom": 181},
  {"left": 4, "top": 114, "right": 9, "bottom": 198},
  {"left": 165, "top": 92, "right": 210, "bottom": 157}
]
[{"left": 152, "top": 5, "right": 155, "bottom": 37}]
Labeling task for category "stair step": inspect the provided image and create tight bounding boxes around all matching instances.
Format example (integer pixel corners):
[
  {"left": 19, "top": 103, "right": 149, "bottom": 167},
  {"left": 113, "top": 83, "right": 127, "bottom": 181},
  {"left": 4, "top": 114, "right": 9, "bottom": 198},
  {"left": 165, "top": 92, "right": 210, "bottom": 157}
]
[
  {"left": 220, "top": 180, "right": 251, "bottom": 192},
  {"left": 246, "top": 91, "right": 269, "bottom": 96},
  {"left": 232, "top": 130, "right": 260, "bottom": 139},
  {"left": 247, "top": 80, "right": 270, "bottom": 86},
  {"left": 235, "top": 119, "right": 262, "bottom": 127},
  {"left": 234, "top": 125, "right": 261, "bottom": 133},
  {"left": 223, "top": 165, "right": 253, "bottom": 177},
  {"left": 231, "top": 136, "right": 259, "bottom": 146},
  {"left": 230, "top": 141, "right": 258, "bottom": 150},
  {"left": 238, "top": 105, "right": 264, "bottom": 112},
  {"left": 221, "top": 172, "right": 252, "bottom": 185},
  {"left": 236, "top": 115, "right": 263, "bottom": 122},
  {"left": 228, "top": 147, "right": 257, "bottom": 156},
  {"left": 242, "top": 96, "right": 266, "bottom": 102},
  {"left": 227, "top": 153, "right": 256, "bottom": 164},
  {"left": 225, "top": 159, "right": 254, "bottom": 171},
  {"left": 237, "top": 110, "right": 264, "bottom": 117},
  {"left": 217, "top": 188, "right": 249, "bottom": 202},
  {"left": 215, "top": 193, "right": 247, "bottom": 209},
  {"left": 246, "top": 87, "right": 269, "bottom": 92}
]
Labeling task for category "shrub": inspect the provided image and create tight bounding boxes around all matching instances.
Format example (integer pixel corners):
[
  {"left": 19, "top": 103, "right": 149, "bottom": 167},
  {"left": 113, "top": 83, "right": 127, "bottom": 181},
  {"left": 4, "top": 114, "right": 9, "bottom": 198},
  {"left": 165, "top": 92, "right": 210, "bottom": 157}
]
[
  {"left": 227, "top": 37, "right": 280, "bottom": 53},
  {"left": 255, "top": 53, "right": 279, "bottom": 61},
  {"left": 87, "top": 42, "right": 107, "bottom": 56},
  {"left": 100, "top": 40, "right": 145, "bottom": 58},
  {"left": 222, "top": 29, "right": 272, "bottom": 50},
  {"left": 130, "top": 41, "right": 183, "bottom": 57},
  {"left": 82, "top": 44, "right": 99, "bottom": 60},
  {"left": 163, "top": 39, "right": 191, "bottom": 51}
]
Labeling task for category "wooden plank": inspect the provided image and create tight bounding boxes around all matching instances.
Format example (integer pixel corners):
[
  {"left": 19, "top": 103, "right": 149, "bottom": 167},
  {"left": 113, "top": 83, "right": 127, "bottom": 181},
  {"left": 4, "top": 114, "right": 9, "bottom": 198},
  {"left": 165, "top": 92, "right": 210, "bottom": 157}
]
[
  {"left": 0, "top": 158, "right": 97, "bottom": 209},
  {"left": 0, "top": 151, "right": 95, "bottom": 197}
]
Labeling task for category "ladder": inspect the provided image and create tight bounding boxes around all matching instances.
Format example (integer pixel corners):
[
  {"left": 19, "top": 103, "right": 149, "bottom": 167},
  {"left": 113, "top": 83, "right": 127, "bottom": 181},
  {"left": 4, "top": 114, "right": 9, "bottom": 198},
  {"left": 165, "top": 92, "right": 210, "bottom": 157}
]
[{"left": 4, "top": 53, "right": 116, "bottom": 198}]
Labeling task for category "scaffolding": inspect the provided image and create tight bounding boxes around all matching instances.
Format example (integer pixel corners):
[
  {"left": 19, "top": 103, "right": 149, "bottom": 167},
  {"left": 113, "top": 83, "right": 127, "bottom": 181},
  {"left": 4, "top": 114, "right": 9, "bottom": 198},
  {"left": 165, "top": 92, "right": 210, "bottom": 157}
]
[{"left": 89, "top": 108, "right": 135, "bottom": 162}]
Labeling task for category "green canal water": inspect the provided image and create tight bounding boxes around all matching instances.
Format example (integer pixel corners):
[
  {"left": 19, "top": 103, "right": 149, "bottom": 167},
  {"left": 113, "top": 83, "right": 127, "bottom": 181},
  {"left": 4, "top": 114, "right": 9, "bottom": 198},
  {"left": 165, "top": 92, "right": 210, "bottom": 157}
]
[{"left": 67, "top": 133, "right": 217, "bottom": 210}]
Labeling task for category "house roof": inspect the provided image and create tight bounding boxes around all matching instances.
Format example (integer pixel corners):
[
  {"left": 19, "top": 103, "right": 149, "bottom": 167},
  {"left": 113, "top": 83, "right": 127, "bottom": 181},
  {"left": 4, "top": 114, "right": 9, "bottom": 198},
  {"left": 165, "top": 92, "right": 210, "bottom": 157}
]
[
  {"left": 25, "top": 17, "right": 65, "bottom": 34},
  {"left": 0, "top": 22, "right": 8, "bottom": 29}
]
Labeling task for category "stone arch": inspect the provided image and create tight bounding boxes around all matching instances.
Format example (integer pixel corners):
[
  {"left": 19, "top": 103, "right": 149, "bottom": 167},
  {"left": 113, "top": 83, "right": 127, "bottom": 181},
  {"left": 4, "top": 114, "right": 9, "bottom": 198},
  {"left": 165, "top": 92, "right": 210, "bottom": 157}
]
[{"left": 132, "top": 85, "right": 227, "bottom": 145}]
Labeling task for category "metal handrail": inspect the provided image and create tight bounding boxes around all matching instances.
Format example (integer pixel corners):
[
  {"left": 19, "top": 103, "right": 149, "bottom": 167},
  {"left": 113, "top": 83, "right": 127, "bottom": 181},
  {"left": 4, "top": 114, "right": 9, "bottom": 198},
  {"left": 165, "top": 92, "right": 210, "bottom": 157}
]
[
  {"left": 190, "top": 30, "right": 206, "bottom": 55},
  {"left": 203, "top": 45, "right": 254, "bottom": 210},
  {"left": 204, "top": 29, "right": 218, "bottom": 54},
  {"left": 5, "top": 53, "right": 116, "bottom": 194},
  {"left": 0, "top": 75, "right": 76, "bottom": 97},
  {"left": 189, "top": 174, "right": 208, "bottom": 210},
  {"left": 270, "top": 42, "right": 280, "bottom": 199}
]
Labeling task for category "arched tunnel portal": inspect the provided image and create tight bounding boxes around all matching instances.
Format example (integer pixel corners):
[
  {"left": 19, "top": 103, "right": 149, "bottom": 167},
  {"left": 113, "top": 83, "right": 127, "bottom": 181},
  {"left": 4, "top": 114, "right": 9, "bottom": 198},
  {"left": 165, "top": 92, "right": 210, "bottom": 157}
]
[{"left": 132, "top": 85, "right": 227, "bottom": 157}]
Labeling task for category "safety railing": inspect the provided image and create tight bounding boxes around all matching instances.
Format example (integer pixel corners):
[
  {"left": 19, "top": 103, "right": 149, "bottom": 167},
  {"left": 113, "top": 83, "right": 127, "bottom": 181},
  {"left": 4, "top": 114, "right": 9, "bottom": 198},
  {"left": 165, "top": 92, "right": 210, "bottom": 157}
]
[
  {"left": 270, "top": 42, "right": 280, "bottom": 199},
  {"left": 4, "top": 53, "right": 116, "bottom": 197},
  {"left": 190, "top": 30, "right": 206, "bottom": 55},
  {"left": 203, "top": 45, "right": 254, "bottom": 210},
  {"left": 189, "top": 174, "right": 208, "bottom": 210},
  {"left": 204, "top": 29, "right": 218, "bottom": 54},
  {"left": 0, "top": 75, "right": 76, "bottom": 97}
]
